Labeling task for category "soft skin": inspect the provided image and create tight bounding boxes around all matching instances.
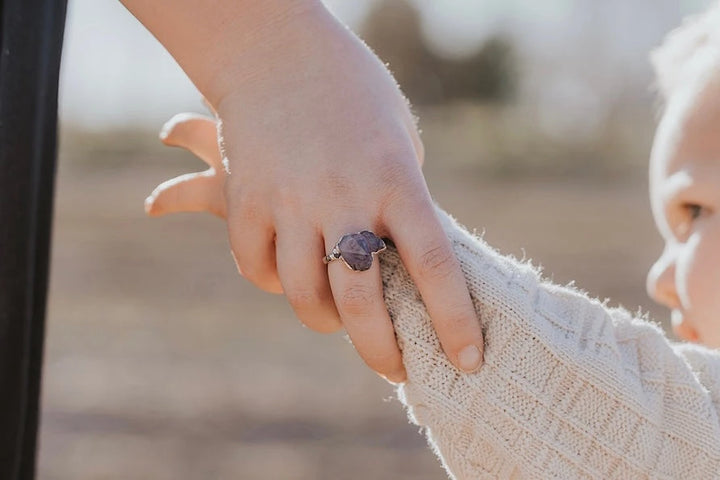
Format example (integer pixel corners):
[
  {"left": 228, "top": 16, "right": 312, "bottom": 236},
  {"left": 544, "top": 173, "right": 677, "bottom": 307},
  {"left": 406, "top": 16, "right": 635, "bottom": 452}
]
[
  {"left": 646, "top": 52, "right": 720, "bottom": 348},
  {"left": 122, "top": 0, "right": 484, "bottom": 381}
]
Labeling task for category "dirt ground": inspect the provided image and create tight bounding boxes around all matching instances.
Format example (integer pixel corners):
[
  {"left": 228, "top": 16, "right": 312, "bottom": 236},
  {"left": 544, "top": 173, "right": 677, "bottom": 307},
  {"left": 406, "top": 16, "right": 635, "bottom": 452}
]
[{"left": 38, "top": 134, "right": 667, "bottom": 479}]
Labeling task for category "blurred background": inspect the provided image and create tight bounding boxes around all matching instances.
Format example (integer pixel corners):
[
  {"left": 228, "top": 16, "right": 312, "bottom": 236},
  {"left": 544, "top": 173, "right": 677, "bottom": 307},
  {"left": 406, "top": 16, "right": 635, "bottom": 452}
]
[{"left": 44, "top": 0, "right": 712, "bottom": 478}]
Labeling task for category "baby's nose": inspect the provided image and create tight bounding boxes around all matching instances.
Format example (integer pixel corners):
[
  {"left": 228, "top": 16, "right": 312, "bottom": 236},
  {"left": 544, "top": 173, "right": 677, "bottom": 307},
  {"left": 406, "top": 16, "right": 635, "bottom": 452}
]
[
  {"left": 646, "top": 247, "right": 678, "bottom": 308},
  {"left": 671, "top": 311, "right": 699, "bottom": 343}
]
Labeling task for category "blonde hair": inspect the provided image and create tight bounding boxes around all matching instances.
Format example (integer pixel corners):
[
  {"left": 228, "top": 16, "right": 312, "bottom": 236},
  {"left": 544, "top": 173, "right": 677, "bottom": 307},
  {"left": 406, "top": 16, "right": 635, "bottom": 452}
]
[{"left": 651, "top": 1, "right": 720, "bottom": 103}]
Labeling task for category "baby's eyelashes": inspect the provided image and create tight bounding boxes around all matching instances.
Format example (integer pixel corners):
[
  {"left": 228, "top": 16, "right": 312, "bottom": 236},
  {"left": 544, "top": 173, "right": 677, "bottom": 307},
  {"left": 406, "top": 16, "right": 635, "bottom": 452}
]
[
  {"left": 683, "top": 203, "right": 703, "bottom": 220},
  {"left": 666, "top": 200, "right": 710, "bottom": 240}
]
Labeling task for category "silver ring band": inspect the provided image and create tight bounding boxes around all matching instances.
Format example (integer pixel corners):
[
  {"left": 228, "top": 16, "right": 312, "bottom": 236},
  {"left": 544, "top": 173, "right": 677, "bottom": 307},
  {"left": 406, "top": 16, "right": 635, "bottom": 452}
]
[{"left": 323, "top": 246, "right": 341, "bottom": 265}]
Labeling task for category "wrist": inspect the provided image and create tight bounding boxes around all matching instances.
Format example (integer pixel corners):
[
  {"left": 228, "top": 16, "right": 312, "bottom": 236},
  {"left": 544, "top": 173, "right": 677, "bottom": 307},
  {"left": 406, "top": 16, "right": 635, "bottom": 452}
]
[{"left": 199, "top": 0, "right": 327, "bottom": 106}]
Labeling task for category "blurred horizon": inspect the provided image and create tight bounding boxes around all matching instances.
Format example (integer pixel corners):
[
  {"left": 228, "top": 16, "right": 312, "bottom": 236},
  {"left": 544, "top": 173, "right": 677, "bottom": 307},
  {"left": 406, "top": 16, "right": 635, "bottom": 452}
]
[{"left": 60, "top": 0, "right": 710, "bottom": 130}]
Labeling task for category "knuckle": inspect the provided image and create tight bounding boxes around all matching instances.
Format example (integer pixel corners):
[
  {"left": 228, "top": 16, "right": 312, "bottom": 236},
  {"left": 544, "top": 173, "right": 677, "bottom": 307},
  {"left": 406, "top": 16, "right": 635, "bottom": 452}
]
[
  {"left": 377, "top": 174, "right": 430, "bottom": 223},
  {"left": 377, "top": 164, "right": 415, "bottom": 207},
  {"left": 375, "top": 142, "right": 417, "bottom": 184},
  {"left": 417, "top": 244, "right": 457, "bottom": 281},
  {"left": 377, "top": 154, "right": 411, "bottom": 185},
  {"left": 360, "top": 350, "right": 402, "bottom": 377},
  {"left": 326, "top": 171, "right": 352, "bottom": 201},
  {"left": 338, "top": 284, "right": 375, "bottom": 316},
  {"left": 286, "top": 286, "right": 329, "bottom": 313},
  {"left": 237, "top": 195, "right": 263, "bottom": 223},
  {"left": 226, "top": 183, "right": 263, "bottom": 224},
  {"left": 372, "top": 134, "right": 417, "bottom": 168},
  {"left": 442, "top": 301, "right": 478, "bottom": 331},
  {"left": 272, "top": 186, "right": 302, "bottom": 212}
]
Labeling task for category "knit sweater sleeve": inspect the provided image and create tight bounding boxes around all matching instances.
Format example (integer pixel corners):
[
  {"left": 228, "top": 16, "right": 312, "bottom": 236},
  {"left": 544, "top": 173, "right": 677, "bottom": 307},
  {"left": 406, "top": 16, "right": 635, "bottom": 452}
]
[{"left": 379, "top": 206, "right": 720, "bottom": 479}]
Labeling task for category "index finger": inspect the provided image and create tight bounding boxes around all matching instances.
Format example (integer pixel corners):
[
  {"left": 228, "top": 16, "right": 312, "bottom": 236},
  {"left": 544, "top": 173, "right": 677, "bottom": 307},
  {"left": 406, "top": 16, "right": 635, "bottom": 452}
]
[
  {"left": 384, "top": 189, "right": 483, "bottom": 373},
  {"left": 159, "top": 113, "right": 222, "bottom": 170}
]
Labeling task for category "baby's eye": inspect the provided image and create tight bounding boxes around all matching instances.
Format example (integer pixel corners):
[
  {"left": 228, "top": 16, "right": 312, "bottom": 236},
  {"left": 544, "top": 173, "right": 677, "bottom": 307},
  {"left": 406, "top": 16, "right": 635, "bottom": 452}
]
[
  {"left": 683, "top": 203, "right": 704, "bottom": 221},
  {"left": 673, "top": 202, "right": 712, "bottom": 239}
]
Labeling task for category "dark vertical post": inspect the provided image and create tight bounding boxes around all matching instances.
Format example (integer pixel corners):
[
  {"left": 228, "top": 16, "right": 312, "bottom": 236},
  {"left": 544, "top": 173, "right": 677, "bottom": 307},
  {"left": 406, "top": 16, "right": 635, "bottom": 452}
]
[{"left": 0, "top": 0, "right": 67, "bottom": 478}]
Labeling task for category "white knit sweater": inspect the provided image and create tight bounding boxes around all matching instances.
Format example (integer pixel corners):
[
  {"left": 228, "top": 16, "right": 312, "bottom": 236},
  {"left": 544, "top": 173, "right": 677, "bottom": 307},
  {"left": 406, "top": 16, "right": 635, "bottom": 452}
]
[{"left": 379, "top": 206, "right": 720, "bottom": 479}]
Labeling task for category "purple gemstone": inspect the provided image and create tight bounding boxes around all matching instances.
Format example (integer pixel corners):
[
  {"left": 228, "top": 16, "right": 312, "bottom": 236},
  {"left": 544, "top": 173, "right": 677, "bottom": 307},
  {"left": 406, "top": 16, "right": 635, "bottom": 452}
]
[
  {"left": 359, "top": 231, "right": 386, "bottom": 253},
  {"left": 338, "top": 233, "right": 373, "bottom": 271}
]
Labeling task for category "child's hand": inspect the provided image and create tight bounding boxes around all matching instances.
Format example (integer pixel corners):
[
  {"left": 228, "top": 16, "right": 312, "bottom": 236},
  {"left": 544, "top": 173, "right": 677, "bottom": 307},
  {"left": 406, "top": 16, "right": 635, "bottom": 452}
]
[{"left": 145, "top": 113, "right": 227, "bottom": 219}]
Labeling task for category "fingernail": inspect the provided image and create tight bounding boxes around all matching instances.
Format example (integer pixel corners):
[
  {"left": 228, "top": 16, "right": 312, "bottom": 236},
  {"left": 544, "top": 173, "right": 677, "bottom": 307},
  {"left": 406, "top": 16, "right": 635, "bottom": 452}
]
[
  {"left": 144, "top": 195, "right": 155, "bottom": 214},
  {"left": 159, "top": 121, "right": 173, "bottom": 142},
  {"left": 458, "top": 344, "right": 481, "bottom": 372}
]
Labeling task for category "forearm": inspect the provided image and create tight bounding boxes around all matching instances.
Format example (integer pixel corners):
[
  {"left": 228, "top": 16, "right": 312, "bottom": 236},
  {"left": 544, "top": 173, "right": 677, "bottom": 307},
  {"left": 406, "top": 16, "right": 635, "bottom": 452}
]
[
  {"left": 118, "top": 0, "right": 323, "bottom": 104},
  {"left": 381, "top": 206, "right": 720, "bottom": 479}
]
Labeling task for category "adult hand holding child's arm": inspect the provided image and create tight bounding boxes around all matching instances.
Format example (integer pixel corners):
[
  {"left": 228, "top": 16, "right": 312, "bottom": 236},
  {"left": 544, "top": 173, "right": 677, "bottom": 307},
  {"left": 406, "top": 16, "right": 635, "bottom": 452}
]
[
  {"left": 121, "top": 0, "right": 484, "bottom": 381},
  {"left": 149, "top": 113, "right": 720, "bottom": 479},
  {"left": 137, "top": 2, "right": 720, "bottom": 476}
]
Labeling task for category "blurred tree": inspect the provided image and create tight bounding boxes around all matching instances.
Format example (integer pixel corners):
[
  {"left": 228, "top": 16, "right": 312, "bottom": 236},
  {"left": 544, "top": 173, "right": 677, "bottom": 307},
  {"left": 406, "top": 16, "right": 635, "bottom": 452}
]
[{"left": 361, "top": 0, "right": 518, "bottom": 104}]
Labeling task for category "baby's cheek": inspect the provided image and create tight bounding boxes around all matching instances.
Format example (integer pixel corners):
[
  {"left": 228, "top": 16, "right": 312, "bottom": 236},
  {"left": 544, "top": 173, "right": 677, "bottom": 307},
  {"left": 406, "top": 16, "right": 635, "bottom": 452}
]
[{"left": 685, "top": 223, "right": 720, "bottom": 344}]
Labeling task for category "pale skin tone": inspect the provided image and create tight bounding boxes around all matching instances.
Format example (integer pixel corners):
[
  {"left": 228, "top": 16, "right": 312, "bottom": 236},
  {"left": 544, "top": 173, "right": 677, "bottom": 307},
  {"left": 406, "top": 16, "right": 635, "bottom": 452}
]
[
  {"left": 150, "top": 57, "right": 720, "bottom": 360},
  {"left": 121, "top": 0, "right": 484, "bottom": 381},
  {"left": 646, "top": 55, "right": 720, "bottom": 348}
]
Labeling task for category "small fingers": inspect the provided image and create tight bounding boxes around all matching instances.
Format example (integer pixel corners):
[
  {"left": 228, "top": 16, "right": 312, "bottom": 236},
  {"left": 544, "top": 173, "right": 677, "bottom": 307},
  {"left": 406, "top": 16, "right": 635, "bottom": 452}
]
[
  {"left": 145, "top": 170, "right": 226, "bottom": 218},
  {"left": 385, "top": 188, "right": 483, "bottom": 373},
  {"left": 325, "top": 223, "right": 407, "bottom": 383},
  {"left": 160, "top": 113, "right": 223, "bottom": 169}
]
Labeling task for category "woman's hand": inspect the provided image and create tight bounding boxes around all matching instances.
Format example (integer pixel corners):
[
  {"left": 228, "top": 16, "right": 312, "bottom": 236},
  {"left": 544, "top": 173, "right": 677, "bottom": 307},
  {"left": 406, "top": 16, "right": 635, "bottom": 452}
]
[
  {"left": 148, "top": 113, "right": 227, "bottom": 219},
  {"left": 215, "top": 6, "right": 484, "bottom": 383},
  {"left": 128, "top": 0, "right": 483, "bottom": 382},
  {"left": 150, "top": 108, "right": 483, "bottom": 383}
]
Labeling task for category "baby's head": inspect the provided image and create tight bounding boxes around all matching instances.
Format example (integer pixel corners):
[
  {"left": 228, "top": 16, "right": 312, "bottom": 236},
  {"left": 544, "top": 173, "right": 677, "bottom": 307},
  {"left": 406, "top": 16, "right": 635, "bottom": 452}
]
[{"left": 646, "top": 2, "right": 720, "bottom": 347}]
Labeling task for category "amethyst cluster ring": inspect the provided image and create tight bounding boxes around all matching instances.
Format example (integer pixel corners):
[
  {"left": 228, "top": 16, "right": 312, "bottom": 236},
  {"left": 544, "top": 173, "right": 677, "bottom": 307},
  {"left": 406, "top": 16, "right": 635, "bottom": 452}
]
[{"left": 323, "top": 231, "right": 387, "bottom": 272}]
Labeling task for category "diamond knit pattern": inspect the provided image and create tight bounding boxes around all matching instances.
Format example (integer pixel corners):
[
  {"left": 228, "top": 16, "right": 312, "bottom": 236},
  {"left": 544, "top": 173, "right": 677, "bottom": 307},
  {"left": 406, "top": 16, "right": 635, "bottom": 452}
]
[{"left": 378, "top": 206, "right": 720, "bottom": 480}]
